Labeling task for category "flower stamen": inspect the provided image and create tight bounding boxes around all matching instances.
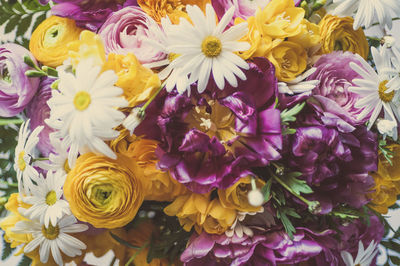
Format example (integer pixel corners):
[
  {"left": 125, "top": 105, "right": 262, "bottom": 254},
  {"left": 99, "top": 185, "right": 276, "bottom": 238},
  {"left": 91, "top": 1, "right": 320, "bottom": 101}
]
[
  {"left": 42, "top": 224, "right": 60, "bottom": 240},
  {"left": 73, "top": 91, "right": 91, "bottom": 111},
  {"left": 379, "top": 80, "right": 394, "bottom": 103},
  {"left": 201, "top": 36, "right": 222, "bottom": 58},
  {"left": 45, "top": 190, "right": 57, "bottom": 206}
]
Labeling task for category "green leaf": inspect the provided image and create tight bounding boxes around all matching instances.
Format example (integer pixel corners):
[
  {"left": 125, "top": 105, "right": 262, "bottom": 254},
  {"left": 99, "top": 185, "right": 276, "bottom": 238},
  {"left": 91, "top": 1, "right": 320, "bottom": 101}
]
[
  {"left": 4, "top": 15, "right": 19, "bottom": 34},
  {"left": 261, "top": 178, "right": 272, "bottom": 202},
  {"left": 276, "top": 207, "right": 299, "bottom": 239},
  {"left": 16, "top": 15, "right": 32, "bottom": 37},
  {"left": 283, "top": 172, "right": 313, "bottom": 195},
  {"left": 390, "top": 256, "right": 400, "bottom": 265},
  {"left": 17, "top": 255, "right": 32, "bottom": 266},
  {"left": 281, "top": 102, "right": 306, "bottom": 125},
  {"left": 109, "top": 232, "right": 141, "bottom": 250},
  {"left": 1, "top": 238, "right": 14, "bottom": 260},
  {"left": 31, "top": 12, "right": 47, "bottom": 33}
]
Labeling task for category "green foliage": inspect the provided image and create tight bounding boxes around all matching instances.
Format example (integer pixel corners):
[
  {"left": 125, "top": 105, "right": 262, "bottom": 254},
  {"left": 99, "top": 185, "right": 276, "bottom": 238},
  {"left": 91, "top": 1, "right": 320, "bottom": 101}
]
[
  {"left": 379, "top": 139, "right": 394, "bottom": 165},
  {"left": 280, "top": 102, "right": 305, "bottom": 135},
  {"left": 1, "top": 237, "right": 14, "bottom": 260},
  {"left": 0, "top": 0, "right": 51, "bottom": 49},
  {"left": 282, "top": 172, "right": 313, "bottom": 195},
  {"left": 17, "top": 255, "right": 32, "bottom": 266},
  {"left": 276, "top": 205, "right": 301, "bottom": 239}
]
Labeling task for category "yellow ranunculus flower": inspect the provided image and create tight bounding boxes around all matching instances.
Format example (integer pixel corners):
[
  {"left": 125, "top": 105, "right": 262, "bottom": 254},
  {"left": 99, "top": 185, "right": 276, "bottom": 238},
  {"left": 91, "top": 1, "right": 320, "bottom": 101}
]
[
  {"left": 218, "top": 176, "right": 265, "bottom": 213},
  {"left": 0, "top": 193, "right": 32, "bottom": 249},
  {"left": 67, "top": 30, "right": 106, "bottom": 68},
  {"left": 138, "top": 0, "right": 210, "bottom": 24},
  {"left": 63, "top": 153, "right": 144, "bottom": 229},
  {"left": 368, "top": 144, "right": 400, "bottom": 214},
  {"left": 164, "top": 193, "right": 237, "bottom": 234},
  {"left": 267, "top": 41, "right": 307, "bottom": 82},
  {"left": 30, "top": 16, "right": 83, "bottom": 67},
  {"left": 238, "top": 0, "right": 304, "bottom": 59},
  {"left": 319, "top": 15, "right": 369, "bottom": 59},
  {"left": 103, "top": 53, "right": 161, "bottom": 107},
  {"left": 124, "top": 138, "right": 188, "bottom": 202},
  {"left": 289, "top": 19, "right": 321, "bottom": 49}
]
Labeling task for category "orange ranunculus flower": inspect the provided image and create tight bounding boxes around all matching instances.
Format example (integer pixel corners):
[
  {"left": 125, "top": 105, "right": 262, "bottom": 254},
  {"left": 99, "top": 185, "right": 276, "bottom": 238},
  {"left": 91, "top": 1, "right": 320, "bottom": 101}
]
[
  {"left": 138, "top": 0, "right": 210, "bottom": 24},
  {"left": 164, "top": 193, "right": 237, "bottom": 234},
  {"left": 267, "top": 41, "right": 307, "bottom": 82},
  {"left": 237, "top": 0, "right": 304, "bottom": 59},
  {"left": 319, "top": 15, "right": 369, "bottom": 59},
  {"left": 30, "top": 16, "right": 83, "bottom": 67},
  {"left": 102, "top": 53, "right": 161, "bottom": 107},
  {"left": 218, "top": 176, "right": 265, "bottom": 213},
  {"left": 368, "top": 144, "right": 400, "bottom": 214},
  {"left": 63, "top": 153, "right": 144, "bottom": 229},
  {"left": 124, "top": 138, "right": 188, "bottom": 202}
]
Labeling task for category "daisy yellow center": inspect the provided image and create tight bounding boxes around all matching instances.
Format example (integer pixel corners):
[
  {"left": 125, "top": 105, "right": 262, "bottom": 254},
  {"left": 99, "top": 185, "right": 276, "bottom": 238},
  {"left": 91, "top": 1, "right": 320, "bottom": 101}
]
[
  {"left": 202, "top": 36, "right": 222, "bottom": 58},
  {"left": 46, "top": 190, "right": 57, "bottom": 206},
  {"left": 17, "top": 151, "right": 26, "bottom": 171},
  {"left": 42, "top": 224, "right": 60, "bottom": 240},
  {"left": 63, "top": 159, "right": 71, "bottom": 173},
  {"left": 379, "top": 80, "right": 394, "bottom": 103},
  {"left": 74, "top": 91, "right": 91, "bottom": 111}
]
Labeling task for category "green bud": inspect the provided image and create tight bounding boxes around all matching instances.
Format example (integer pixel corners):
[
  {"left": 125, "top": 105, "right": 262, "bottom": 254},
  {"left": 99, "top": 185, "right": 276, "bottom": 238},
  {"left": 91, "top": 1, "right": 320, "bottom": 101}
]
[
  {"left": 23, "top": 55, "right": 37, "bottom": 68},
  {"left": 42, "top": 66, "right": 59, "bottom": 77},
  {"left": 25, "top": 70, "right": 47, "bottom": 77},
  {"left": 51, "top": 79, "right": 60, "bottom": 90}
]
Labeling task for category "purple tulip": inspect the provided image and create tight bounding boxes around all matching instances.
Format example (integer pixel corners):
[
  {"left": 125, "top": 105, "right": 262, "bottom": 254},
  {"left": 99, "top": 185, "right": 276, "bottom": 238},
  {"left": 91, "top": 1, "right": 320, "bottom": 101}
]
[
  {"left": 0, "top": 43, "right": 40, "bottom": 117},
  {"left": 98, "top": 6, "right": 166, "bottom": 64}
]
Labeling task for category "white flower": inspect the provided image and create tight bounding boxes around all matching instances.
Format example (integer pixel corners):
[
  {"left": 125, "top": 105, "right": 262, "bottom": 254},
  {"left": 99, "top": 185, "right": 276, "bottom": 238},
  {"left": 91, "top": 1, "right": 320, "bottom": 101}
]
[
  {"left": 377, "top": 118, "right": 398, "bottom": 140},
  {"left": 332, "top": 0, "right": 400, "bottom": 30},
  {"left": 165, "top": 4, "right": 250, "bottom": 93},
  {"left": 349, "top": 47, "right": 400, "bottom": 129},
  {"left": 46, "top": 59, "right": 128, "bottom": 168},
  {"left": 12, "top": 215, "right": 88, "bottom": 266},
  {"left": 20, "top": 170, "right": 70, "bottom": 227},
  {"left": 48, "top": 133, "right": 72, "bottom": 175},
  {"left": 225, "top": 208, "right": 264, "bottom": 238},
  {"left": 247, "top": 189, "right": 264, "bottom": 207},
  {"left": 14, "top": 120, "right": 43, "bottom": 196},
  {"left": 123, "top": 107, "right": 144, "bottom": 135},
  {"left": 341, "top": 240, "right": 379, "bottom": 266},
  {"left": 278, "top": 68, "right": 319, "bottom": 95}
]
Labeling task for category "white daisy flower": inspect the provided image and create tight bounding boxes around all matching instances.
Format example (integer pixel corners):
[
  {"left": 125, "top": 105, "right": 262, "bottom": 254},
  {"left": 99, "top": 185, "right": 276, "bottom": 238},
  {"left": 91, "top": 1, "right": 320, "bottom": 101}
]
[
  {"left": 278, "top": 68, "right": 319, "bottom": 95},
  {"left": 47, "top": 133, "right": 73, "bottom": 174},
  {"left": 341, "top": 240, "right": 379, "bottom": 266},
  {"left": 46, "top": 59, "right": 128, "bottom": 168},
  {"left": 14, "top": 120, "right": 43, "bottom": 196},
  {"left": 20, "top": 170, "right": 70, "bottom": 228},
  {"left": 165, "top": 4, "right": 250, "bottom": 93},
  {"left": 349, "top": 47, "right": 400, "bottom": 129},
  {"left": 332, "top": 0, "right": 400, "bottom": 30},
  {"left": 376, "top": 118, "right": 398, "bottom": 140},
  {"left": 12, "top": 215, "right": 88, "bottom": 266}
]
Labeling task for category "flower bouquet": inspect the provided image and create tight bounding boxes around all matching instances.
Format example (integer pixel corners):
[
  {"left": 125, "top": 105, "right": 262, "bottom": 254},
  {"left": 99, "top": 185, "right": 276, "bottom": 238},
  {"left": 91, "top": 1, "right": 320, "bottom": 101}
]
[{"left": 1, "top": 0, "right": 400, "bottom": 265}]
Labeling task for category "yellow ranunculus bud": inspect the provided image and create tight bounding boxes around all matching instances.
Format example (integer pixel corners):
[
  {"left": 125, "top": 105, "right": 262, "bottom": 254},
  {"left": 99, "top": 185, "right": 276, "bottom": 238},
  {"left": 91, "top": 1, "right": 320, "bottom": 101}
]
[
  {"left": 218, "top": 176, "right": 265, "bottom": 213},
  {"left": 267, "top": 41, "right": 307, "bottom": 82},
  {"left": 103, "top": 53, "right": 161, "bottom": 107},
  {"left": 319, "top": 15, "right": 369, "bottom": 59},
  {"left": 63, "top": 153, "right": 144, "bottom": 229},
  {"left": 30, "top": 16, "right": 83, "bottom": 67},
  {"left": 289, "top": 19, "right": 321, "bottom": 49},
  {"left": 368, "top": 144, "right": 400, "bottom": 214}
]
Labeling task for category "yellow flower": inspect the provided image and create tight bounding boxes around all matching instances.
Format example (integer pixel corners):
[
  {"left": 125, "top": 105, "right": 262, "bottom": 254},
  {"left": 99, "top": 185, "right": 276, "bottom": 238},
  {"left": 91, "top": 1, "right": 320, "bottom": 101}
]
[
  {"left": 67, "top": 30, "right": 106, "bottom": 68},
  {"left": 164, "top": 193, "right": 236, "bottom": 234},
  {"left": 103, "top": 53, "right": 161, "bottom": 107},
  {"left": 319, "top": 15, "right": 369, "bottom": 59},
  {"left": 218, "top": 176, "right": 265, "bottom": 213},
  {"left": 368, "top": 144, "right": 400, "bottom": 214},
  {"left": 30, "top": 16, "right": 83, "bottom": 67},
  {"left": 0, "top": 193, "right": 32, "bottom": 249},
  {"left": 124, "top": 138, "right": 188, "bottom": 202},
  {"left": 138, "top": 0, "right": 210, "bottom": 24},
  {"left": 267, "top": 41, "right": 307, "bottom": 82},
  {"left": 63, "top": 153, "right": 144, "bottom": 229},
  {"left": 237, "top": 0, "right": 304, "bottom": 59},
  {"left": 289, "top": 19, "right": 321, "bottom": 49}
]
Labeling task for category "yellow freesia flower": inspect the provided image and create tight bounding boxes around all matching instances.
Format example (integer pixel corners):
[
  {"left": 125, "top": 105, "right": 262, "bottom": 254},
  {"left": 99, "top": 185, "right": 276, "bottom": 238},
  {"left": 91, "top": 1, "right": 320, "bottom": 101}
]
[
  {"left": 319, "top": 15, "right": 369, "bottom": 59},
  {"left": 267, "top": 41, "right": 307, "bottom": 82},
  {"left": 30, "top": 16, "right": 83, "bottom": 67},
  {"left": 63, "top": 153, "right": 144, "bottom": 229},
  {"left": 368, "top": 144, "right": 400, "bottom": 214},
  {"left": 289, "top": 19, "right": 321, "bottom": 49}
]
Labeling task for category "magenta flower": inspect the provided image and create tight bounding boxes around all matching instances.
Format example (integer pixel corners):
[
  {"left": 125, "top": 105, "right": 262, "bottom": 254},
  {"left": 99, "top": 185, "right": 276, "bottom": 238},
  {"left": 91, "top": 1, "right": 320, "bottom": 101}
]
[
  {"left": 212, "top": 0, "right": 270, "bottom": 23},
  {"left": 308, "top": 51, "right": 368, "bottom": 124},
  {"left": 157, "top": 58, "right": 281, "bottom": 193},
  {"left": 0, "top": 43, "right": 40, "bottom": 117},
  {"left": 98, "top": 6, "right": 166, "bottom": 64},
  {"left": 26, "top": 77, "right": 56, "bottom": 157}
]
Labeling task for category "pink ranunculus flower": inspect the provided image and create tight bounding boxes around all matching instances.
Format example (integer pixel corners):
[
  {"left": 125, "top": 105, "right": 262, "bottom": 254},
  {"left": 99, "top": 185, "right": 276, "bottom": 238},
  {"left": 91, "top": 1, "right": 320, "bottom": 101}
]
[
  {"left": 0, "top": 43, "right": 40, "bottom": 117},
  {"left": 212, "top": 0, "right": 270, "bottom": 23},
  {"left": 98, "top": 6, "right": 166, "bottom": 65}
]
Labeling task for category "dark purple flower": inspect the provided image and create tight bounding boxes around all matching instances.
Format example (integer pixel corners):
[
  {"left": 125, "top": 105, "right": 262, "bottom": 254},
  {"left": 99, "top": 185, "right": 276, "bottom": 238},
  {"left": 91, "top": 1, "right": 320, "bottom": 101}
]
[
  {"left": 308, "top": 51, "right": 368, "bottom": 124},
  {"left": 283, "top": 96, "right": 378, "bottom": 212},
  {"left": 157, "top": 58, "right": 282, "bottom": 193},
  {"left": 0, "top": 43, "right": 40, "bottom": 117},
  {"left": 50, "top": 0, "right": 137, "bottom": 31},
  {"left": 26, "top": 77, "right": 56, "bottom": 157}
]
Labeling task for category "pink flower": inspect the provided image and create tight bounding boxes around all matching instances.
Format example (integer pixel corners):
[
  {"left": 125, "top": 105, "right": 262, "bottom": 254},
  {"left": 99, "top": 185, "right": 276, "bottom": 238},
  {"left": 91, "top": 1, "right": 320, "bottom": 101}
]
[
  {"left": 212, "top": 0, "right": 270, "bottom": 23},
  {"left": 98, "top": 6, "right": 166, "bottom": 65}
]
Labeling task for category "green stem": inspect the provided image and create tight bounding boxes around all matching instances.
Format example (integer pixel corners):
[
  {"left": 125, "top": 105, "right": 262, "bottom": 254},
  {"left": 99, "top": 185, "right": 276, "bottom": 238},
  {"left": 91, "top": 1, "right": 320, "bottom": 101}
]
[
  {"left": 0, "top": 118, "right": 24, "bottom": 126},
  {"left": 32, "top": 157, "right": 49, "bottom": 162},
  {"left": 0, "top": 181, "right": 18, "bottom": 188},
  {"left": 125, "top": 242, "right": 149, "bottom": 266},
  {"left": 140, "top": 83, "right": 166, "bottom": 113},
  {"left": 370, "top": 17, "right": 400, "bottom": 27}
]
